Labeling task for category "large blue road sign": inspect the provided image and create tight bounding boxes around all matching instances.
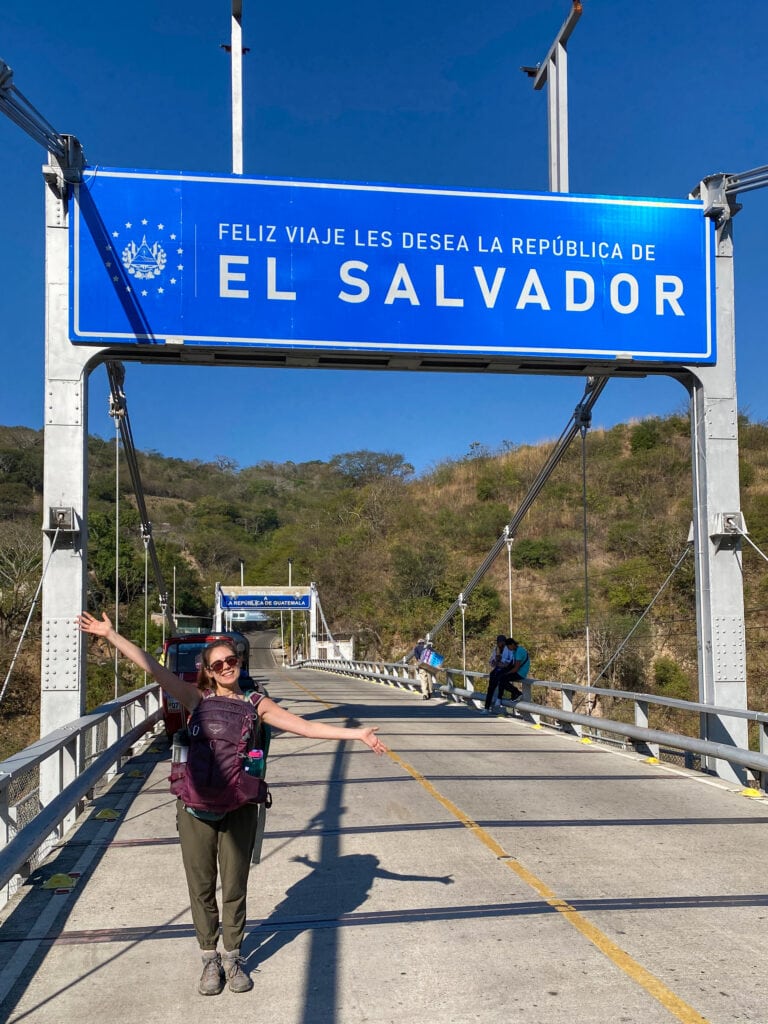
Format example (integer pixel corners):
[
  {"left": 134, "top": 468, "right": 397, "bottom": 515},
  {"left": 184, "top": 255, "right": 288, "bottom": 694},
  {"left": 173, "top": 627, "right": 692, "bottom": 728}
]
[{"left": 70, "top": 167, "right": 716, "bottom": 365}]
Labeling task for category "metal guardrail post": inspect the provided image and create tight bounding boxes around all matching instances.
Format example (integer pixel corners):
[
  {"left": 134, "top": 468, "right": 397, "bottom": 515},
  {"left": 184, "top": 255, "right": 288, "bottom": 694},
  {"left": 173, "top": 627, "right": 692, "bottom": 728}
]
[
  {"left": 0, "top": 777, "right": 11, "bottom": 895},
  {"left": 633, "top": 700, "right": 659, "bottom": 758},
  {"left": 61, "top": 733, "right": 79, "bottom": 835},
  {"left": 561, "top": 686, "right": 581, "bottom": 737}
]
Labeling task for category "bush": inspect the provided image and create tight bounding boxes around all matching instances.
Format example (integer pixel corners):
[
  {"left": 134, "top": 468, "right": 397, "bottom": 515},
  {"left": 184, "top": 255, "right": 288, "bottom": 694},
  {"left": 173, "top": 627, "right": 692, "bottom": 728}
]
[
  {"left": 630, "top": 420, "right": 661, "bottom": 453},
  {"left": 555, "top": 588, "right": 586, "bottom": 638},
  {"left": 739, "top": 458, "right": 755, "bottom": 489},
  {"left": 512, "top": 538, "right": 561, "bottom": 569},
  {"left": 390, "top": 544, "right": 447, "bottom": 600},
  {"left": 464, "top": 503, "right": 510, "bottom": 552},
  {"left": 653, "top": 656, "right": 694, "bottom": 701},
  {"left": 603, "top": 558, "right": 654, "bottom": 613}
]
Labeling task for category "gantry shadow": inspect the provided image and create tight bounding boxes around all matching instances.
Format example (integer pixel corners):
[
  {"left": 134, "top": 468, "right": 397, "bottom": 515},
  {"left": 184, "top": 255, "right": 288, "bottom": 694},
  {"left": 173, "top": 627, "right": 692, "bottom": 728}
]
[{"left": 243, "top": 719, "right": 453, "bottom": 1024}]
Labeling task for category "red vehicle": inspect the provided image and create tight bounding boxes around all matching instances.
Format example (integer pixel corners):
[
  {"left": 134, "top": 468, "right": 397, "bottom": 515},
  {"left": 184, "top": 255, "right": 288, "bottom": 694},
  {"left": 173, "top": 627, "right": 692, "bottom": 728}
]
[{"left": 159, "top": 630, "right": 250, "bottom": 739}]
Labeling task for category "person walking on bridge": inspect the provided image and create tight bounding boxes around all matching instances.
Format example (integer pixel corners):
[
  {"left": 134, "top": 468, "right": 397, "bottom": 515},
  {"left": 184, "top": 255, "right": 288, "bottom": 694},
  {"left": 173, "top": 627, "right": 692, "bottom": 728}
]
[
  {"left": 403, "top": 637, "right": 437, "bottom": 700},
  {"left": 77, "top": 611, "right": 387, "bottom": 997}
]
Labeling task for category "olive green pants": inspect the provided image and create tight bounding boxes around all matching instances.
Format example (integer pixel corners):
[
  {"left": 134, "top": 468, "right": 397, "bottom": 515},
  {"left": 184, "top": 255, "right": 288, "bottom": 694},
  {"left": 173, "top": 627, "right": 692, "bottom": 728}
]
[{"left": 176, "top": 800, "right": 259, "bottom": 952}]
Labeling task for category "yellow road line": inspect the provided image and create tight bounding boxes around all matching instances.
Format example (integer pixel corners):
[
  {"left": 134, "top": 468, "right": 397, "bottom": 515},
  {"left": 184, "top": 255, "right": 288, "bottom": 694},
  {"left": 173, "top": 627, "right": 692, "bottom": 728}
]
[
  {"left": 286, "top": 677, "right": 338, "bottom": 710},
  {"left": 387, "top": 749, "right": 711, "bottom": 1024}
]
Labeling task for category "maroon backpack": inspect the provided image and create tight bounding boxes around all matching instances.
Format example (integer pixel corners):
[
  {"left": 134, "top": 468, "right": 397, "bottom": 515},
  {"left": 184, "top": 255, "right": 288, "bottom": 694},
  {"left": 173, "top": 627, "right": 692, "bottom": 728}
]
[{"left": 169, "top": 692, "right": 271, "bottom": 814}]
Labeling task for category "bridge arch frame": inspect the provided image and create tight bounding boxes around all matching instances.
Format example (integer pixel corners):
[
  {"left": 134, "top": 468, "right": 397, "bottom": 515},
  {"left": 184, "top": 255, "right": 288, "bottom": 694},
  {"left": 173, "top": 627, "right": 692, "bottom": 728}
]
[{"left": 39, "top": 150, "right": 747, "bottom": 785}]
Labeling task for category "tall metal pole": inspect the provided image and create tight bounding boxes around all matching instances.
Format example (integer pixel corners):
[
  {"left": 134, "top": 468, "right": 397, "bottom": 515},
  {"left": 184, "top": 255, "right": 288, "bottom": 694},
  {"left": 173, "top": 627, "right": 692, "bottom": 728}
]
[
  {"left": 230, "top": 0, "right": 244, "bottom": 175},
  {"left": 459, "top": 595, "right": 467, "bottom": 676},
  {"left": 522, "top": 1, "right": 582, "bottom": 193},
  {"left": 288, "top": 558, "right": 293, "bottom": 662},
  {"left": 504, "top": 526, "right": 514, "bottom": 637}
]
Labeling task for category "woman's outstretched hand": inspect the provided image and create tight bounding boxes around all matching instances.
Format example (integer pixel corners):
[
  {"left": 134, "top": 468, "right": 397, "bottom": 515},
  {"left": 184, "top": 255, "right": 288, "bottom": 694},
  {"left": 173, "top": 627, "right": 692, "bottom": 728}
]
[
  {"left": 77, "top": 611, "right": 113, "bottom": 639},
  {"left": 360, "top": 727, "right": 387, "bottom": 755}
]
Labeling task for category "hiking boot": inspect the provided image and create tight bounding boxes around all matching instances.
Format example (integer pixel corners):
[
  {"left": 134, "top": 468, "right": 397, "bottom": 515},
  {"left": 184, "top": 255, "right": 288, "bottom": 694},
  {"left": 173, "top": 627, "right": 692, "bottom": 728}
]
[
  {"left": 198, "top": 951, "right": 224, "bottom": 996},
  {"left": 222, "top": 950, "right": 253, "bottom": 993}
]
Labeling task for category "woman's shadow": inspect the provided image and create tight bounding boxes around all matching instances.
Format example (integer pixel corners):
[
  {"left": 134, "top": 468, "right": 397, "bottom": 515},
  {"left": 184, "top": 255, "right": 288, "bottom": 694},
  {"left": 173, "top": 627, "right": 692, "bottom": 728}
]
[{"left": 246, "top": 846, "right": 453, "bottom": 969}]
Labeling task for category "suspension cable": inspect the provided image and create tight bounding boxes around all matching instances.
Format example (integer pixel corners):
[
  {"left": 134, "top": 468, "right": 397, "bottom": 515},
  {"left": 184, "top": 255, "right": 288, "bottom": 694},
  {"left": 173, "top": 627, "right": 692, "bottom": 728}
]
[
  {"left": 111, "top": 399, "right": 121, "bottom": 699},
  {"left": 737, "top": 528, "right": 768, "bottom": 564},
  {"left": 591, "top": 542, "right": 693, "bottom": 688},
  {"left": 142, "top": 527, "right": 150, "bottom": 684},
  {"left": 579, "top": 410, "right": 592, "bottom": 688},
  {"left": 427, "top": 376, "right": 608, "bottom": 641},
  {"left": 0, "top": 59, "right": 66, "bottom": 157},
  {"left": 105, "top": 362, "right": 174, "bottom": 635},
  {"left": 0, "top": 527, "right": 60, "bottom": 706},
  {"left": 0, "top": 59, "right": 84, "bottom": 180}
]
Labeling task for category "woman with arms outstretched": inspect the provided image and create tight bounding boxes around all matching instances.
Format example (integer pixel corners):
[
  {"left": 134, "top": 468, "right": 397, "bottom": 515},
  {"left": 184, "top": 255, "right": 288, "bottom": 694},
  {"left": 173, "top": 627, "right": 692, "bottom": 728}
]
[{"left": 77, "top": 611, "right": 386, "bottom": 996}]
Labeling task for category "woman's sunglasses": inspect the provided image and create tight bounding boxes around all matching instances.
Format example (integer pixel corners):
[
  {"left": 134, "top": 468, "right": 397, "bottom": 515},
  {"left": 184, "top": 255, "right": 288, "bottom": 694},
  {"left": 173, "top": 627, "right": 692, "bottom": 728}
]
[{"left": 208, "top": 654, "right": 239, "bottom": 673}]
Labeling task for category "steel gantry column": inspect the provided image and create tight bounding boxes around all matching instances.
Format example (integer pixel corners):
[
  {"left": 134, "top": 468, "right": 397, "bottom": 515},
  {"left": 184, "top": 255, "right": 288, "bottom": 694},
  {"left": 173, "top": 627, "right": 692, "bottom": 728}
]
[
  {"left": 685, "top": 166, "right": 768, "bottom": 782},
  {"left": 686, "top": 174, "right": 749, "bottom": 784},
  {"left": 40, "top": 146, "right": 106, "bottom": 750},
  {"left": 1, "top": 59, "right": 105, "bottom": 801}
]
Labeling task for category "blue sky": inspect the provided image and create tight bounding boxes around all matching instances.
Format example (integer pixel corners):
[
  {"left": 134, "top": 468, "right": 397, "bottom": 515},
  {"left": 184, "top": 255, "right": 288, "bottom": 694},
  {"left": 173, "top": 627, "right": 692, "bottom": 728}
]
[{"left": 2, "top": 1, "right": 767, "bottom": 475}]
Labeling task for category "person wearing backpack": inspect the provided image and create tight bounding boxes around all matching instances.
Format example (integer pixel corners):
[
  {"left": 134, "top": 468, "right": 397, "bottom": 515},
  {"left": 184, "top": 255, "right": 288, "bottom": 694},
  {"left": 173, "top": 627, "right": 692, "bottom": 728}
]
[
  {"left": 402, "top": 637, "right": 437, "bottom": 700},
  {"left": 77, "top": 610, "right": 386, "bottom": 996}
]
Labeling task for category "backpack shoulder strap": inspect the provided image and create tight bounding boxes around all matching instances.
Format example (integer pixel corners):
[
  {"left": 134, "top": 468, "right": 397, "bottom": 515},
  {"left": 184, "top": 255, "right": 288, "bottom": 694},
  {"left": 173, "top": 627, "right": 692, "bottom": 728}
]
[{"left": 247, "top": 691, "right": 271, "bottom": 760}]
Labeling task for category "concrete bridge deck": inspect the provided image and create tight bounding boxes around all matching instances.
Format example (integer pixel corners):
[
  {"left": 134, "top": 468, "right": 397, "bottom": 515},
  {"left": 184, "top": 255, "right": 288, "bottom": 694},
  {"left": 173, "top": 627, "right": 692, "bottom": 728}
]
[{"left": 1, "top": 664, "right": 767, "bottom": 1024}]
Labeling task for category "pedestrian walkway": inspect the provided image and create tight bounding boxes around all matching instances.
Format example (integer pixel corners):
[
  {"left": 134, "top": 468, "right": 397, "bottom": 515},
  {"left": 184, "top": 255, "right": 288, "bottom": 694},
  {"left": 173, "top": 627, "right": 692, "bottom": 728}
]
[{"left": 1, "top": 666, "right": 767, "bottom": 1024}]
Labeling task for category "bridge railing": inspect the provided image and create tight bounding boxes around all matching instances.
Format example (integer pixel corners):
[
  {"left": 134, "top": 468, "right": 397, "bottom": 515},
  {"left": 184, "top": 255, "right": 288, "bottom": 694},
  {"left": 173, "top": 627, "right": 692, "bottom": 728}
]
[
  {"left": 0, "top": 683, "right": 162, "bottom": 910},
  {"left": 303, "top": 659, "right": 768, "bottom": 788}
]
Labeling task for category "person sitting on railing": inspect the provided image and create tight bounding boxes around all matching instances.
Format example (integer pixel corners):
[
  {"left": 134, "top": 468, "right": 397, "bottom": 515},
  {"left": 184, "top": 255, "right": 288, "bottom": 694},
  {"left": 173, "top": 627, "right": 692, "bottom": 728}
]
[
  {"left": 482, "top": 634, "right": 515, "bottom": 712},
  {"left": 76, "top": 610, "right": 387, "bottom": 998},
  {"left": 403, "top": 637, "right": 437, "bottom": 700},
  {"left": 497, "top": 637, "right": 530, "bottom": 704}
]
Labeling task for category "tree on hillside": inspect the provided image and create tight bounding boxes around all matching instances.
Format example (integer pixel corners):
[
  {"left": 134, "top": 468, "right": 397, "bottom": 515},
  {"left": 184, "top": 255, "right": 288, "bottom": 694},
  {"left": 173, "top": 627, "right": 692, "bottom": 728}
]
[
  {"left": 0, "top": 522, "right": 41, "bottom": 640},
  {"left": 329, "top": 451, "right": 414, "bottom": 484}
]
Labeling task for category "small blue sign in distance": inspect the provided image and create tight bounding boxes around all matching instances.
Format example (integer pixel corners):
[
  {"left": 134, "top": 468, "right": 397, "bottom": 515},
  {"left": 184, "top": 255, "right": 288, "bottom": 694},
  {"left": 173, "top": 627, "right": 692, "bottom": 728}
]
[
  {"left": 221, "top": 594, "right": 311, "bottom": 610},
  {"left": 69, "top": 167, "right": 716, "bottom": 365}
]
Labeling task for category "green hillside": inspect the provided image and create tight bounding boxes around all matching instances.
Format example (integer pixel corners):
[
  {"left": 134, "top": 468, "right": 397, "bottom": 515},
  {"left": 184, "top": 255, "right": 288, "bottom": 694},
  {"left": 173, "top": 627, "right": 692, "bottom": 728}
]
[{"left": 2, "top": 412, "right": 768, "bottom": 759}]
